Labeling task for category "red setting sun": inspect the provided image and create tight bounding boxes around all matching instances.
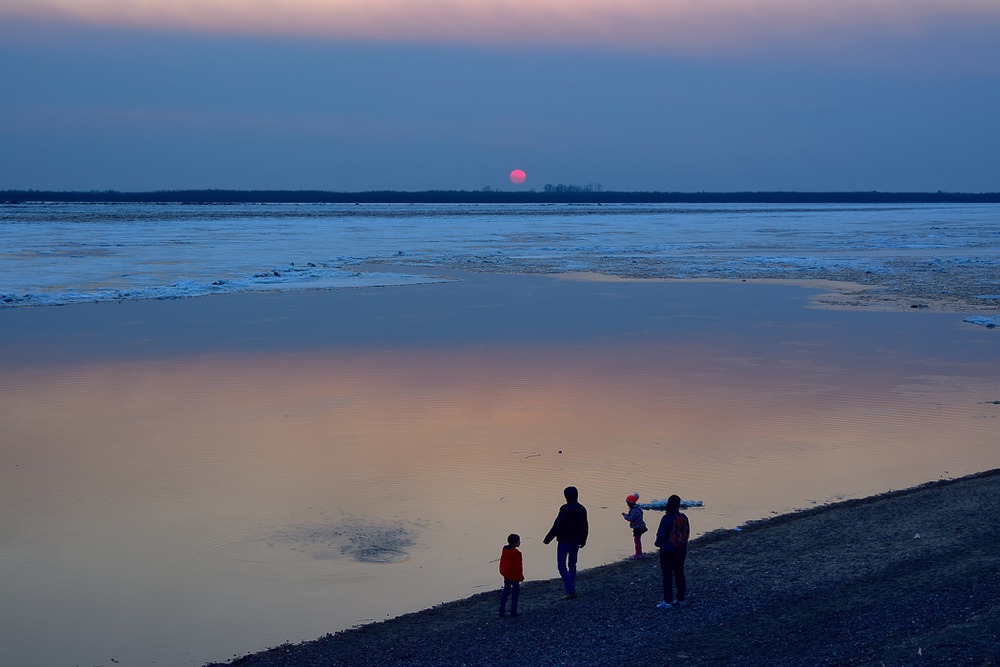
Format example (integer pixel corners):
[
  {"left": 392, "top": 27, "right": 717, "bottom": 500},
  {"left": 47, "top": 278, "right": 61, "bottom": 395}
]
[{"left": 509, "top": 169, "right": 527, "bottom": 184}]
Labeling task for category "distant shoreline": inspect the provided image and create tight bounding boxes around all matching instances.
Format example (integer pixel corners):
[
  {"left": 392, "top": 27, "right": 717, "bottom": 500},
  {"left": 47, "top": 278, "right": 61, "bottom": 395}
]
[{"left": 4, "top": 189, "right": 1000, "bottom": 205}]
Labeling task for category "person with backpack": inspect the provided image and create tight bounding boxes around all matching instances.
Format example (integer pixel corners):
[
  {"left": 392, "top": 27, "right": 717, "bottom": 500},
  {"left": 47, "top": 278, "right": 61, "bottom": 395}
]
[{"left": 654, "top": 494, "right": 690, "bottom": 609}]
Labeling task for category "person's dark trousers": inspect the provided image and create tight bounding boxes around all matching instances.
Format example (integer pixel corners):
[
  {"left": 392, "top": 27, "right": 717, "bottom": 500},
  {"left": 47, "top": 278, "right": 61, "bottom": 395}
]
[
  {"left": 556, "top": 541, "right": 579, "bottom": 594},
  {"left": 499, "top": 579, "right": 520, "bottom": 615},
  {"left": 659, "top": 548, "right": 687, "bottom": 602}
]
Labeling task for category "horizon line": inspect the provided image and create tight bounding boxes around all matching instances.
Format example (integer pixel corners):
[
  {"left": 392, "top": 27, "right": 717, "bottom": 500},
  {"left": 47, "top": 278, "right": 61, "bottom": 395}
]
[{"left": 3, "top": 188, "right": 1000, "bottom": 205}]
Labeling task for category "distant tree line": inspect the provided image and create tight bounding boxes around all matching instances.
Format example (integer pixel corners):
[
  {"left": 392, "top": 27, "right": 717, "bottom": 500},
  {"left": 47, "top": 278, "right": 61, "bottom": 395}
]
[
  {"left": 543, "top": 183, "right": 604, "bottom": 193},
  {"left": 2, "top": 189, "right": 999, "bottom": 205}
]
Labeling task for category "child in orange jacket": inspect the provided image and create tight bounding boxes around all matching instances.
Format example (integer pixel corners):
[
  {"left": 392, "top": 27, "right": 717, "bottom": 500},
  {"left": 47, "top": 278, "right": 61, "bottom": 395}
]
[{"left": 499, "top": 533, "right": 524, "bottom": 617}]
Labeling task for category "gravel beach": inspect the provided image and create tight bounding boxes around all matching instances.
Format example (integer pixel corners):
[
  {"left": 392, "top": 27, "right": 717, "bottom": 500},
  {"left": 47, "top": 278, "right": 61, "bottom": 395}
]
[{"left": 205, "top": 469, "right": 1000, "bottom": 667}]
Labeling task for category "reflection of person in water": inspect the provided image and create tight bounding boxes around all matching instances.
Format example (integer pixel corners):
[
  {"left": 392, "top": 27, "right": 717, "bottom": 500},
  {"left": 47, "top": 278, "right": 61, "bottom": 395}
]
[{"left": 542, "top": 486, "right": 589, "bottom": 600}]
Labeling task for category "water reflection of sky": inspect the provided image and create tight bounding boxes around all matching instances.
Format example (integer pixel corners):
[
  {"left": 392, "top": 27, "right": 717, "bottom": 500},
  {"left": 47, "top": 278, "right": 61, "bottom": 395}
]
[{"left": 0, "top": 275, "right": 997, "bottom": 667}]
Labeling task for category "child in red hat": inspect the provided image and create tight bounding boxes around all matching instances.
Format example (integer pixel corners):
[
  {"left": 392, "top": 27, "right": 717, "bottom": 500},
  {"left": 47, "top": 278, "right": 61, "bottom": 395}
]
[{"left": 622, "top": 493, "right": 647, "bottom": 559}]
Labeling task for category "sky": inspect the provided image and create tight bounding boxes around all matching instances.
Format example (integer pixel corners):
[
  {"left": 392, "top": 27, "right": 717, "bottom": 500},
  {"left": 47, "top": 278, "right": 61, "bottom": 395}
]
[{"left": 1, "top": 0, "right": 999, "bottom": 192}]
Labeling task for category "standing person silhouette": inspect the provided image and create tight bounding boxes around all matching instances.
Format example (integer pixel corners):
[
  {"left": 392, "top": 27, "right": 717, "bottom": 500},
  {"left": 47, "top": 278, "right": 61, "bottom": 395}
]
[
  {"left": 543, "top": 486, "right": 589, "bottom": 600},
  {"left": 498, "top": 533, "right": 524, "bottom": 618},
  {"left": 622, "top": 492, "right": 647, "bottom": 559},
  {"left": 654, "top": 494, "right": 690, "bottom": 609}
]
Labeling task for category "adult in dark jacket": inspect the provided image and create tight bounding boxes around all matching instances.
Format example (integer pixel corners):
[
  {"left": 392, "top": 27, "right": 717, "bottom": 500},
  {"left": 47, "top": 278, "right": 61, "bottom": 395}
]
[
  {"left": 543, "top": 486, "right": 589, "bottom": 599},
  {"left": 654, "top": 494, "right": 690, "bottom": 609}
]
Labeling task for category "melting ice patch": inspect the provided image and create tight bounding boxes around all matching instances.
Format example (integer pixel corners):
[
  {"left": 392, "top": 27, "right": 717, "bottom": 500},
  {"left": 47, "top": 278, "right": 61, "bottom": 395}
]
[
  {"left": 1, "top": 264, "right": 450, "bottom": 308},
  {"left": 964, "top": 316, "right": 997, "bottom": 328},
  {"left": 639, "top": 499, "right": 704, "bottom": 511}
]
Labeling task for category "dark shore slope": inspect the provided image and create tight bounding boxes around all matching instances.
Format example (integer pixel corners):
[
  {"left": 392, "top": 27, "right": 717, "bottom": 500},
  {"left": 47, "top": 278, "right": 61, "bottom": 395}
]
[{"left": 206, "top": 470, "right": 1000, "bottom": 667}]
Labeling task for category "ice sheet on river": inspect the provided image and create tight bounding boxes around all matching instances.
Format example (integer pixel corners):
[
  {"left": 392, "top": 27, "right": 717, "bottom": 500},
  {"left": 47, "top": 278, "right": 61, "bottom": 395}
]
[{"left": 3, "top": 202, "right": 999, "bottom": 312}]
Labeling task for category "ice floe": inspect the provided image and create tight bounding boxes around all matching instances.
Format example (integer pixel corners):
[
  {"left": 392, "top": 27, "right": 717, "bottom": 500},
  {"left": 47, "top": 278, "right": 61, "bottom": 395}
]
[
  {"left": 964, "top": 316, "right": 997, "bottom": 328},
  {"left": 639, "top": 498, "right": 704, "bottom": 511}
]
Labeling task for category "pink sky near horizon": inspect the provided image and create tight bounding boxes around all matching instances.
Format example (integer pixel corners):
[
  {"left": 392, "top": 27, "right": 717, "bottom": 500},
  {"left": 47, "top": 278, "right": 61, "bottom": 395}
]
[
  {"left": 3, "top": 0, "right": 998, "bottom": 191},
  {"left": 5, "top": 0, "right": 1000, "bottom": 54}
]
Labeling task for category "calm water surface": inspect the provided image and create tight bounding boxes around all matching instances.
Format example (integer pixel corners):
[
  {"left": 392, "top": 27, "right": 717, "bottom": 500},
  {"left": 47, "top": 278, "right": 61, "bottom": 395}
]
[{"left": 1, "top": 274, "right": 997, "bottom": 666}]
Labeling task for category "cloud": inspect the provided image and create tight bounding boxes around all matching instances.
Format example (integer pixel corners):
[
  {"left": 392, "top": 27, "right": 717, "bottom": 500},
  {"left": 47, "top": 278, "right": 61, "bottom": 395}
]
[{"left": 4, "top": 0, "right": 999, "bottom": 57}]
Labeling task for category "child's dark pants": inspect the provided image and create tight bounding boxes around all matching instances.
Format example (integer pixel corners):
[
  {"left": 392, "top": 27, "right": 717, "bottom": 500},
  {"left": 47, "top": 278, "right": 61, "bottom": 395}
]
[
  {"left": 659, "top": 548, "right": 687, "bottom": 602},
  {"left": 499, "top": 579, "right": 520, "bottom": 615}
]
